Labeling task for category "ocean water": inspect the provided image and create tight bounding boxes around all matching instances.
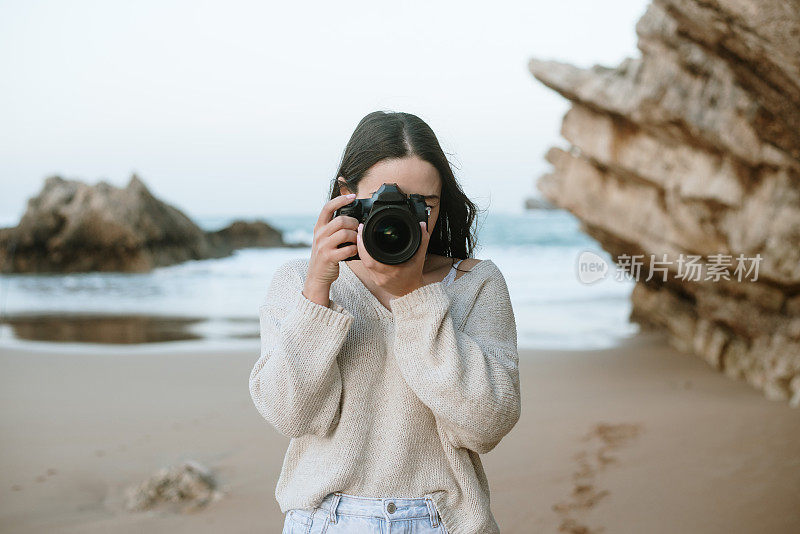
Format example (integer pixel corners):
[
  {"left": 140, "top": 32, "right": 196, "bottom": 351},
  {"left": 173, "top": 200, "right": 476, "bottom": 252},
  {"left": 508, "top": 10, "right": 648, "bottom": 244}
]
[{"left": 0, "top": 210, "right": 638, "bottom": 351}]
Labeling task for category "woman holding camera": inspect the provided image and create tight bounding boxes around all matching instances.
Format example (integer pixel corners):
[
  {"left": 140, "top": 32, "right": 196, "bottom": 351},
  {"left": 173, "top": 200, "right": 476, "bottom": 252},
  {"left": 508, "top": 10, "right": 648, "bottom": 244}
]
[{"left": 249, "top": 110, "right": 521, "bottom": 534}]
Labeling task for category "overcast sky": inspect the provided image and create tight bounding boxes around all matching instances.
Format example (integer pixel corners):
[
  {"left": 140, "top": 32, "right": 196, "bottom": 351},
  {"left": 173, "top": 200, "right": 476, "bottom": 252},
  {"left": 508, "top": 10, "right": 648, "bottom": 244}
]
[{"left": 0, "top": 0, "right": 648, "bottom": 224}]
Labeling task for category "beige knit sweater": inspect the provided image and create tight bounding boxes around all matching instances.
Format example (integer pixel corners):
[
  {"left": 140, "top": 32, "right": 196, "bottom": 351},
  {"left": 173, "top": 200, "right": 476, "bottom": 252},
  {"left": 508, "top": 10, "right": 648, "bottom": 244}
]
[{"left": 249, "top": 256, "right": 521, "bottom": 534}]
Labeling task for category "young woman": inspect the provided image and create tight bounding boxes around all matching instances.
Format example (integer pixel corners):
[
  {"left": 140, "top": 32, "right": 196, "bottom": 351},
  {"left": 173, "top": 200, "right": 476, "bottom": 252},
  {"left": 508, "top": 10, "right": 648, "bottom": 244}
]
[{"left": 250, "top": 111, "right": 521, "bottom": 534}]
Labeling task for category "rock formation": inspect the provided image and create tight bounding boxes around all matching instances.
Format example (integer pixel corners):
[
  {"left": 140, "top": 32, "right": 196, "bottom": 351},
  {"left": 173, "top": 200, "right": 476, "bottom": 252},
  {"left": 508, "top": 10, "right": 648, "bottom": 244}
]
[
  {"left": 124, "top": 459, "right": 224, "bottom": 513},
  {"left": 0, "top": 174, "right": 293, "bottom": 273},
  {"left": 529, "top": 0, "right": 800, "bottom": 404}
]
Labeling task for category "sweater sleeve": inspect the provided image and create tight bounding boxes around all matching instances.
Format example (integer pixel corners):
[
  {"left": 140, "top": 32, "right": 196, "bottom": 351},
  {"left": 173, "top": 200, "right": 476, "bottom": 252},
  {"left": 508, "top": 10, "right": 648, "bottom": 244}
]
[
  {"left": 249, "top": 260, "right": 355, "bottom": 439},
  {"left": 389, "top": 265, "right": 521, "bottom": 454}
]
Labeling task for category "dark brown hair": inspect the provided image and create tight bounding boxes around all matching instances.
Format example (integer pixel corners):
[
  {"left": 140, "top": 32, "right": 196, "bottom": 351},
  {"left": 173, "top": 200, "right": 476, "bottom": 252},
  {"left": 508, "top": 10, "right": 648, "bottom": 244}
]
[{"left": 329, "top": 110, "right": 480, "bottom": 262}]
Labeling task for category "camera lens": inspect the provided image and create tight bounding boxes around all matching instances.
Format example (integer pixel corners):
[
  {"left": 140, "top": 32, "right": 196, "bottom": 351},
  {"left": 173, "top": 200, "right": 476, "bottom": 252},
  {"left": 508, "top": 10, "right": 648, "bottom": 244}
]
[
  {"left": 374, "top": 216, "right": 410, "bottom": 255},
  {"left": 361, "top": 202, "right": 422, "bottom": 264}
]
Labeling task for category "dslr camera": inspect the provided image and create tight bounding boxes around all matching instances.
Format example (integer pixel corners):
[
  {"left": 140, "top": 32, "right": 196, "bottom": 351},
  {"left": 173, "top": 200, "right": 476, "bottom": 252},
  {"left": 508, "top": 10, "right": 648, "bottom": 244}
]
[{"left": 333, "top": 183, "right": 429, "bottom": 264}]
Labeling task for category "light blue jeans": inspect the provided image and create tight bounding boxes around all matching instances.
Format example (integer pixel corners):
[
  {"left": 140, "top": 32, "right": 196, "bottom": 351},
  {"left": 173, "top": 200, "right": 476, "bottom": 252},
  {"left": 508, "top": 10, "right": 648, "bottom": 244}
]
[{"left": 282, "top": 491, "right": 449, "bottom": 534}]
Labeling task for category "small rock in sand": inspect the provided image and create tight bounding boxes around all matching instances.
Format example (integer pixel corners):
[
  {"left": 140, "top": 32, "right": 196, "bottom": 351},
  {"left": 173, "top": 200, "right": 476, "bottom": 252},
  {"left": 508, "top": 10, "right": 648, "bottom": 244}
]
[{"left": 124, "top": 459, "right": 224, "bottom": 513}]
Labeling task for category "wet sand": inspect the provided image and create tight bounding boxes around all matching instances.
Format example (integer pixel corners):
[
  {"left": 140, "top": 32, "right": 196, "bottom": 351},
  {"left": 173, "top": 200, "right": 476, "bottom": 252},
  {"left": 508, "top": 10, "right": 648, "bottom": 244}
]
[
  {"left": 0, "top": 330, "right": 798, "bottom": 533},
  {"left": 0, "top": 313, "right": 256, "bottom": 344}
]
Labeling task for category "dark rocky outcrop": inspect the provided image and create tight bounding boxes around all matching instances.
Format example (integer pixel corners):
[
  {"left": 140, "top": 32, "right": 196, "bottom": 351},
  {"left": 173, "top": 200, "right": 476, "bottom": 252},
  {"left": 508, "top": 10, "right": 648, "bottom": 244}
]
[
  {"left": 206, "top": 219, "right": 284, "bottom": 253},
  {"left": 529, "top": 0, "right": 800, "bottom": 404},
  {"left": 0, "top": 174, "right": 295, "bottom": 273}
]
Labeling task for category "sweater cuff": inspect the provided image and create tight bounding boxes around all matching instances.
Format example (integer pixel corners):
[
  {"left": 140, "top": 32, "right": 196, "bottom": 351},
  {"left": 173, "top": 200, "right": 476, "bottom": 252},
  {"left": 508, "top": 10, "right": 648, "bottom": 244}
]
[
  {"left": 291, "top": 290, "right": 354, "bottom": 328},
  {"left": 389, "top": 281, "right": 451, "bottom": 318}
]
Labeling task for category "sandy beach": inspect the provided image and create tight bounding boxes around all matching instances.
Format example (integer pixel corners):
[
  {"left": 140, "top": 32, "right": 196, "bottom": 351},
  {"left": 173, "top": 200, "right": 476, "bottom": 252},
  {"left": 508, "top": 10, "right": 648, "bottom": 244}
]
[{"left": 1, "top": 330, "right": 798, "bottom": 534}]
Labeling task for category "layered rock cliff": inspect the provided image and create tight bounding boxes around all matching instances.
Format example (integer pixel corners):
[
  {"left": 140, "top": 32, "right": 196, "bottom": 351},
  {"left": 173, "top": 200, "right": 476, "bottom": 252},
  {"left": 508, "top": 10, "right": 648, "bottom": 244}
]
[
  {"left": 0, "top": 174, "right": 290, "bottom": 273},
  {"left": 530, "top": 0, "right": 800, "bottom": 404}
]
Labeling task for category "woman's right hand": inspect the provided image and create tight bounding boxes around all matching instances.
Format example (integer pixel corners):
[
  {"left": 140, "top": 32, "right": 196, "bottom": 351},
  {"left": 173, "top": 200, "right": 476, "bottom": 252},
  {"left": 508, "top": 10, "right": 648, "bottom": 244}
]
[{"left": 303, "top": 190, "right": 360, "bottom": 307}]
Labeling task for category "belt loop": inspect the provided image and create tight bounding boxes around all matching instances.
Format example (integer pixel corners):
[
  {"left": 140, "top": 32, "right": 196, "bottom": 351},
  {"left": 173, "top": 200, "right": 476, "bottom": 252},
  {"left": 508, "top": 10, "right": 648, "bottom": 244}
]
[
  {"left": 424, "top": 494, "right": 439, "bottom": 527},
  {"left": 329, "top": 492, "right": 342, "bottom": 524}
]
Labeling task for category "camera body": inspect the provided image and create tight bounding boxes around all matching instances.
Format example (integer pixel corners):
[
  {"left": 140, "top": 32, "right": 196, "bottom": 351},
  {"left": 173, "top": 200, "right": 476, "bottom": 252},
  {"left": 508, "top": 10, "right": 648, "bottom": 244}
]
[{"left": 333, "top": 183, "right": 429, "bottom": 264}]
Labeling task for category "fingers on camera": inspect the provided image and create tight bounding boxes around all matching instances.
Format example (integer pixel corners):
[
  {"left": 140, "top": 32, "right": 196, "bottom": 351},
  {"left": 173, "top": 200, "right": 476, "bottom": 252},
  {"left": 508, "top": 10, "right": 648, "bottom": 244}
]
[
  {"left": 330, "top": 227, "right": 358, "bottom": 246},
  {"left": 318, "top": 192, "right": 356, "bottom": 229},
  {"left": 333, "top": 243, "right": 358, "bottom": 261}
]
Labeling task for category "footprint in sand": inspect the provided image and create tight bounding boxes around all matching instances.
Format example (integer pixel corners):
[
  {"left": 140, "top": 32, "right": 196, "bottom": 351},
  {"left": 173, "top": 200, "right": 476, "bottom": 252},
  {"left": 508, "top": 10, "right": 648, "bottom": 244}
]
[
  {"left": 21, "top": 468, "right": 57, "bottom": 487},
  {"left": 552, "top": 421, "right": 644, "bottom": 534},
  {"left": 34, "top": 467, "right": 58, "bottom": 483}
]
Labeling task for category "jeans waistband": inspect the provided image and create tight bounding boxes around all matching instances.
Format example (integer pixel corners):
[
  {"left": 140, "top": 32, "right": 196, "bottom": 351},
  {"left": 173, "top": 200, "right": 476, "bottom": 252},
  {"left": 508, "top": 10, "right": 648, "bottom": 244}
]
[{"left": 317, "top": 491, "right": 440, "bottom": 527}]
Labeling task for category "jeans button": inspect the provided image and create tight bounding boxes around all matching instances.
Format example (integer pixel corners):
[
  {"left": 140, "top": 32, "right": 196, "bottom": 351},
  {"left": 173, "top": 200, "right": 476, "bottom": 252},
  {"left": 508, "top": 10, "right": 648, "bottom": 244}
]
[{"left": 386, "top": 502, "right": 396, "bottom": 513}]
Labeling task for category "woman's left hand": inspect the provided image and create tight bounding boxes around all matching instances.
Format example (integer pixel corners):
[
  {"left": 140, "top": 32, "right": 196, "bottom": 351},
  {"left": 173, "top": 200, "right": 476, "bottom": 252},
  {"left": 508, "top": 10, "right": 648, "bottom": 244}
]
[{"left": 356, "top": 220, "right": 430, "bottom": 297}]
